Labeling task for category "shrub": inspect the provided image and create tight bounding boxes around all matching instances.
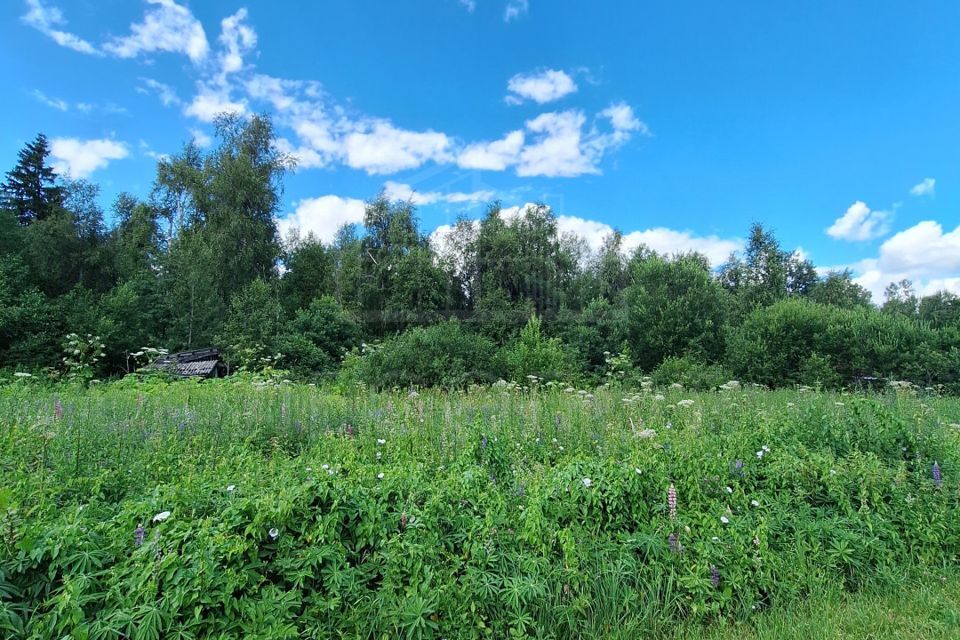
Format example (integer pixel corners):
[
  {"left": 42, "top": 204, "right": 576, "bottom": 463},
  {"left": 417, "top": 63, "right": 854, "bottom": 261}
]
[
  {"left": 350, "top": 320, "right": 496, "bottom": 389},
  {"left": 495, "top": 315, "right": 579, "bottom": 383},
  {"left": 651, "top": 355, "right": 732, "bottom": 390}
]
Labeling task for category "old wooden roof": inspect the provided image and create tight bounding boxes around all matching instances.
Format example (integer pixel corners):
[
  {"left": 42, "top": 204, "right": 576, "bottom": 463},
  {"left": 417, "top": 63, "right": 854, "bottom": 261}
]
[{"left": 149, "top": 348, "right": 225, "bottom": 378}]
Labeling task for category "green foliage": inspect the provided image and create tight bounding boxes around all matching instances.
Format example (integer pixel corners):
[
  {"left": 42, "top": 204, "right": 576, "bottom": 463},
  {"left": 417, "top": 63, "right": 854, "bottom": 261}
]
[
  {"left": 61, "top": 332, "right": 106, "bottom": 382},
  {"left": 277, "top": 295, "right": 361, "bottom": 377},
  {"left": 0, "top": 382, "right": 958, "bottom": 637},
  {"left": 496, "top": 315, "right": 579, "bottom": 383},
  {"left": 217, "top": 278, "right": 283, "bottom": 369},
  {"left": 349, "top": 320, "right": 497, "bottom": 389},
  {"left": 625, "top": 254, "right": 727, "bottom": 371},
  {"left": 651, "top": 355, "right": 732, "bottom": 390}
]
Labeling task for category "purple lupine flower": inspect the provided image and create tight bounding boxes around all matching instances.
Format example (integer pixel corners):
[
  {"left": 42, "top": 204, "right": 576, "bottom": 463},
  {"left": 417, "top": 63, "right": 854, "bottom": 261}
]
[
  {"left": 710, "top": 565, "right": 720, "bottom": 588},
  {"left": 345, "top": 424, "right": 355, "bottom": 439},
  {"left": 732, "top": 459, "right": 744, "bottom": 477},
  {"left": 668, "top": 532, "right": 679, "bottom": 553},
  {"left": 668, "top": 484, "right": 678, "bottom": 520},
  {"left": 54, "top": 398, "right": 63, "bottom": 420},
  {"left": 933, "top": 461, "right": 942, "bottom": 488},
  {"left": 481, "top": 435, "right": 488, "bottom": 450},
  {"left": 134, "top": 523, "right": 146, "bottom": 546}
]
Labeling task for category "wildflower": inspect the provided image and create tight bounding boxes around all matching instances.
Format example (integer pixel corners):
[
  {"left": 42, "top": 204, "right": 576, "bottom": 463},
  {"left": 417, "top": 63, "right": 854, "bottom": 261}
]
[
  {"left": 377, "top": 438, "right": 386, "bottom": 445},
  {"left": 710, "top": 565, "right": 720, "bottom": 588},
  {"left": 226, "top": 485, "right": 236, "bottom": 492},
  {"left": 134, "top": 523, "right": 145, "bottom": 546},
  {"left": 377, "top": 472, "right": 385, "bottom": 480},
  {"left": 677, "top": 399, "right": 695, "bottom": 408},
  {"left": 668, "top": 484, "right": 678, "bottom": 519},
  {"left": 635, "top": 468, "right": 643, "bottom": 475},
  {"left": 376, "top": 452, "right": 382, "bottom": 460},
  {"left": 668, "top": 533, "right": 679, "bottom": 552},
  {"left": 636, "top": 428, "right": 657, "bottom": 439},
  {"left": 408, "top": 390, "right": 419, "bottom": 399},
  {"left": 321, "top": 464, "right": 330, "bottom": 470},
  {"left": 152, "top": 511, "right": 171, "bottom": 523},
  {"left": 725, "top": 486, "right": 733, "bottom": 494},
  {"left": 753, "top": 536, "right": 760, "bottom": 547},
  {"left": 751, "top": 499, "right": 760, "bottom": 507},
  {"left": 54, "top": 398, "right": 63, "bottom": 420},
  {"left": 269, "top": 527, "right": 279, "bottom": 540},
  {"left": 582, "top": 478, "right": 592, "bottom": 487},
  {"left": 654, "top": 394, "right": 665, "bottom": 401},
  {"left": 933, "top": 462, "right": 942, "bottom": 488},
  {"left": 720, "top": 515, "right": 730, "bottom": 524},
  {"left": 280, "top": 403, "right": 287, "bottom": 418},
  {"left": 13, "top": 372, "right": 32, "bottom": 378},
  {"left": 670, "top": 383, "right": 684, "bottom": 390},
  {"left": 711, "top": 536, "right": 720, "bottom": 542}
]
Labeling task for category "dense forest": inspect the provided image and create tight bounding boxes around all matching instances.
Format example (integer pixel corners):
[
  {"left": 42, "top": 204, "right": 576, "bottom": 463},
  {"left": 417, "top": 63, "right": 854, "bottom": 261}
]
[{"left": 2, "top": 114, "right": 958, "bottom": 391}]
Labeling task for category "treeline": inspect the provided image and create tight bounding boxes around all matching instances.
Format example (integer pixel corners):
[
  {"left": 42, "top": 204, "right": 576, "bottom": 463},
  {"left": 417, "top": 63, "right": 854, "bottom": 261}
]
[{"left": 2, "top": 115, "right": 959, "bottom": 390}]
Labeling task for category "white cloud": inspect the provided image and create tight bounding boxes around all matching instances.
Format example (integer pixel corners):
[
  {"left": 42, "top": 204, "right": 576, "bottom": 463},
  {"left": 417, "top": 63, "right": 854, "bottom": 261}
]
[
  {"left": 517, "top": 110, "right": 595, "bottom": 177},
  {"left": 826, "top": 201, "right": 891, "bottom": 242},
  {"left": 50, "top": 138, "right": 129, "bottom": 178},
  {"left": 138, "top": 78, "right": 181, "bottom": 107},
  {"left": 459, "top": 0, "right": 477, "bottom": 12},
  {"left": 31, "top": 89, "right": 68, "bottom": 111},
  {"left": 447, "top": 203, "right": 742, "bottom": 266},
  {"left": 506, "top": 69, "right": 577, "bottom": 105},
  {"left": 457, "top": 130, "right": 525, "bottom": 170},
  {"left": 599, "top": 101, "right": 648, "bottom": 137},
  {"left": 830, "top": 220, "right": 960, "bottom": 301},
  {"left": 277, "top": 196, "right": 367, "bottom": 244},
  {"left": 184, "top": 83, "right": 247, "bottom": 121},
  {"left": 382, "top": 181, "right": 494, "bottom": 206},
  {"left": 189, "top": 128, "right": 212, "bottom": 148},
  {"left": 910, "top": 177, "right": 935, "bottom": 197},
  {"left": 104, "top": 0, "right": 209, "bottom": 63},
  {"left": 22, "top": 0, "right": 102, "bottom": 55},
  {"left": 341, "top": 121, "right": 453, "bottom": 174},
  {"left": 218, "top": 8, "right": 257, "bottom": 75},
  {"left": 273, "top": 137, "right": 326, "bottom": 169},
  {"left": 504, "top": 0, "right": 529, "bottom": 22}
]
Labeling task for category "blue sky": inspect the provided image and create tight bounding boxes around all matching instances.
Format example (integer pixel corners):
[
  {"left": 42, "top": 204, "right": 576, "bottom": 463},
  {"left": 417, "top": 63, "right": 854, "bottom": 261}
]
[{"left": 3, "top": 0, "right": 959, "bottom": 300}]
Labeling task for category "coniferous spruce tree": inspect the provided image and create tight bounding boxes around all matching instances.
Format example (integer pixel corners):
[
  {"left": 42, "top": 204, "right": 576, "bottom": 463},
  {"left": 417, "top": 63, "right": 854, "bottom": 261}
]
[{"left": 1, "top": 133, "right": 63, "bottom": 225}]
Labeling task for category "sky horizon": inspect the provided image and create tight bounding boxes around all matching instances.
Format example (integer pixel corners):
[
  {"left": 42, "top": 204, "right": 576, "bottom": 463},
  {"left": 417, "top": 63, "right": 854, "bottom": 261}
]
[{"left": 3, "top": 0, "right": 959, "bottom": 301}]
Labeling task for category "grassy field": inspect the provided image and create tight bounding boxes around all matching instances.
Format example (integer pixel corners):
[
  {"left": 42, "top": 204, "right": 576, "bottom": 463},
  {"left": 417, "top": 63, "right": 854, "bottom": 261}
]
[{"left": 1, "top": 378, "right": 958, "bottom": 638}]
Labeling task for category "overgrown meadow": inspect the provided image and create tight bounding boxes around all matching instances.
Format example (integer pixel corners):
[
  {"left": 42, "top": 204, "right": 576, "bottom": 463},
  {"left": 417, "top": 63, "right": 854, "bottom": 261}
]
[{"left": 1, "top": 378, "right": 959, "bottom": 639}]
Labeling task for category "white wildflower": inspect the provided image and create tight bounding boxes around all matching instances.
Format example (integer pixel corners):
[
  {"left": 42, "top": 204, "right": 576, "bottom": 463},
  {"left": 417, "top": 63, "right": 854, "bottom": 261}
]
[
  {"left": 377, "top": 472, "right": 384, "bottom": 480},
  {"left": 582, "top": 478, "right": 592, "bottom": 487},
  {"left": 152, "top": 511, "right": 171, "bottom": 523},
  {"left": 751, "top": 499, "right": 760, "bottom": 507},
  {"left": 226, "top": 485, "right": 236, "bottom": 492},
  {"left": 377, "top": 438, "right": 386, "bottom": 445},
  {"left": 720, "top": 516, "right": 730, "bottom": 524},
  {"left": 268, "top": 527, "right": 279, "bottom": 540}
]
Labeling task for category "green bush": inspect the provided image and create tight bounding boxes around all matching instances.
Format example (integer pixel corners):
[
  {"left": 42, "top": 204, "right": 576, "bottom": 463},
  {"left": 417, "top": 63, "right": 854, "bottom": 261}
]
[
  {"left": 651, "top": 355, "right": 732, "bottom": 390},
  {"left": 348, "top": 320, "right": 497, "bottom": 389},
  {"left": 495, "top": 315, "right": 579, "bottom": 383},
  {"left": 276, "top": 295, "right": 361, "bottom": 378}
]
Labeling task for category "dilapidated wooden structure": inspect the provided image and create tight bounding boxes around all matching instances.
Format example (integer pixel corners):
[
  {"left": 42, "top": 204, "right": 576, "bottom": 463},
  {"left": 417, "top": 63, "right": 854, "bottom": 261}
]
[{"left": 149, "top": 348, "right": 227, "bottom": 379}]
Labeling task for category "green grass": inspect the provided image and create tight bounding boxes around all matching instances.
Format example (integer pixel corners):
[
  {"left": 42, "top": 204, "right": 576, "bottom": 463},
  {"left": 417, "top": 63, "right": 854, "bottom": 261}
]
[
  {"left": 681, "top": 571, "right": 960, "bottom": 639},
  {"left": 1, "top": 377, "right": 958, "bottom": 638}
]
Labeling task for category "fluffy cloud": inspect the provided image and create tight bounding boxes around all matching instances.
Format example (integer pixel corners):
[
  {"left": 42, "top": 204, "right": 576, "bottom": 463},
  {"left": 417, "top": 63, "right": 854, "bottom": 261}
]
[
  {"left": 457, "top": 130, "right": 525, "bottom": 170},
  {"left": 504, "top": 0, "right": 529, "bottom": 22},
  {"left": 459, "top": 0, "right": 477, "bottom": 12},
  {"left": 434, "top": 203, "right": 742, "bottom": 266},
  {"left": 910, "top": 177, "right": 935, "bottom": 197},
  {"left": 826, "top": 201, "right": 891, "bottom": 242},
  {"left": 832, "top": 220, "right": 960, "bottom": 301},
  {"left": 104, "top": 0, "right": 209, "bottom": 63},
  {"left": 21, "top": 0, "right": 101, "bottom": 55},
  {"left": 277, "top": 196, "right": 367, "bottom": 244},
  {"left": 218, "top": 8, "right": 257, "bottom": 75},
  {"left": 341, "top": 121, "right": 453, "bottom": 174},
  {"left": 506, "top": 69, "right": 577, "bottom": 105},
  {"left": 184, "top": 83, "right": 247, "bottom": 121},
  {"left": 50, "top": 138, "right": 129, "bottom": 178},
  {"left": 517, "top": 110, "right": 595, "bottom": 177},
  {"left": 382, "top": 181, "right": 494, "bottom": 206}
]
